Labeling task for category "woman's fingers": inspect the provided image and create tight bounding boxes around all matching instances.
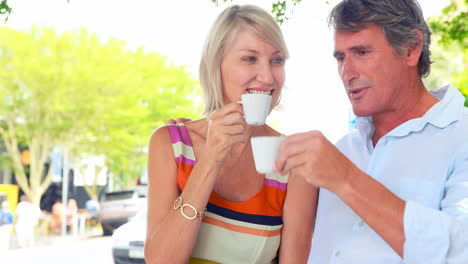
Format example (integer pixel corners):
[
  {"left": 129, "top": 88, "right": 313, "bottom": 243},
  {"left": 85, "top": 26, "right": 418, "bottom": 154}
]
[{"left": 209, "top": 103, "right": 244, "bottom": 121}]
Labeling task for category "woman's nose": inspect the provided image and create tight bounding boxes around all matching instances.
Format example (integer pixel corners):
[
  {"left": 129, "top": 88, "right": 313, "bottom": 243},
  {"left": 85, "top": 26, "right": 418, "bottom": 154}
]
[{"left": 256, "top": 62, "right": 274, "bottom": 84}]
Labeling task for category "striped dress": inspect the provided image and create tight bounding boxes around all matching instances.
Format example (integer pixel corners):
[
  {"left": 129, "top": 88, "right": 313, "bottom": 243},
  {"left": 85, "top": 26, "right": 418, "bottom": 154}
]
[{"left": 167, "top": 123, "right": 289, "bottom": 264}]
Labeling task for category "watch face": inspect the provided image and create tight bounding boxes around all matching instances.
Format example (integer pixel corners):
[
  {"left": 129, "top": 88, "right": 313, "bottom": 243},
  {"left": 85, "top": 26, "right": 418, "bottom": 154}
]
[{"left": 174, "top": 196, "right": 183, "bottom": 210}]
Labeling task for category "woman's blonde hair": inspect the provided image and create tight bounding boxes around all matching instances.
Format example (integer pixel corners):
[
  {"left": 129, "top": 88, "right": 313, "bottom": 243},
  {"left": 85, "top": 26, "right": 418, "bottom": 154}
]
[{"left": 199, "top": 4, "right": 289, "bottom": 116}]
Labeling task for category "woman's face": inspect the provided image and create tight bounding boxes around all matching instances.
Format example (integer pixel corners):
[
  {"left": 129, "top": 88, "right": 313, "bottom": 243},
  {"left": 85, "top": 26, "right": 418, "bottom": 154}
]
[{"left": 220, "top": 29, "right": 285, "bottom": 110}]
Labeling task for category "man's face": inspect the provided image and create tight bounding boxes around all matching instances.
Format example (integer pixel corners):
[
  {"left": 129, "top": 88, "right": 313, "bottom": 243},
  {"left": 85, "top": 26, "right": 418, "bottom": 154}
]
[{"left": 333, "top": 24, "right": 412, "bottom": 117}]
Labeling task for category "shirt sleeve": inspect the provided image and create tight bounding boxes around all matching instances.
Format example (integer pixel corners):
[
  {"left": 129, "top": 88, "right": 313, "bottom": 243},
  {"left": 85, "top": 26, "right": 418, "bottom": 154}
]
[{"left": 403, "top": 144, "right": 468, "bottom": 264}]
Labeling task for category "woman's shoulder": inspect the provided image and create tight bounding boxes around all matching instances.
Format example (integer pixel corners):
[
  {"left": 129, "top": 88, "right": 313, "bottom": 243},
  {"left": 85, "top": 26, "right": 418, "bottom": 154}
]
[
  {"left": 149, "top": 125, "right": 171, "bottom": 144},
  {"left": 149, "top": 119, "right": 207, "bottom": 148},
  {"left": 150, "top": 119, "right": 202, "bottom": 139}
]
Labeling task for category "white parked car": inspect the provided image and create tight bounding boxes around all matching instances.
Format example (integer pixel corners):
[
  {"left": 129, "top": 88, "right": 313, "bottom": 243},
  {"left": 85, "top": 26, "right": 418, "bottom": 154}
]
[
  {"left": 111, "top": 207, "right": 146, "bottom": 264},
  {"left": 100, "top": 186, "right": 147, "bottom": 236}
]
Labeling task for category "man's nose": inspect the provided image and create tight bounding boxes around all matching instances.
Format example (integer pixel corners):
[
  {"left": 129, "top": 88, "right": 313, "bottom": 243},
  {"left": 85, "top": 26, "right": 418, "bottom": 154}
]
[{"left": 339, "top": 59, "right": 359, "bottom": 84}]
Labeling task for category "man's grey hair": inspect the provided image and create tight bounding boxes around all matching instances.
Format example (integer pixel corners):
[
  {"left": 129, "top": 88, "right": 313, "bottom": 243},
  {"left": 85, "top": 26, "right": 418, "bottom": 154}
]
[{"left": 328, "top": 0, "right": 432, "bottom": 77}]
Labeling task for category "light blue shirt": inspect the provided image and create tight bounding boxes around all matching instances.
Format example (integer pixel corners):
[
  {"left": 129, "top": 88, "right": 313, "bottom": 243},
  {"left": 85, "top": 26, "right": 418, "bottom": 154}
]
[{"left": 308, "top": 85, "right": 468, "bottom": 264}]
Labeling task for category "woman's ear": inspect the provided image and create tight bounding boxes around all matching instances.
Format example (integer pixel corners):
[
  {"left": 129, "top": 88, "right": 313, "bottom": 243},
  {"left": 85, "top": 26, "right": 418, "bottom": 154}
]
[{"left": 406, "top": 29, "right": 423, "bottom": 67}]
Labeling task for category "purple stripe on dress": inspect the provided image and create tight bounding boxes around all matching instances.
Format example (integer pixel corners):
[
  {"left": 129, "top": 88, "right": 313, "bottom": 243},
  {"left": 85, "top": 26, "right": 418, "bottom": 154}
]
[
  {"left": 175, "top": 154, "right": 197, "bottom": 166},
  {"left": 167, "top": 125, "right": 193, "bottom": 146},
  {"left": 263, "top": 178, "right": 287, "bottom": 190}
]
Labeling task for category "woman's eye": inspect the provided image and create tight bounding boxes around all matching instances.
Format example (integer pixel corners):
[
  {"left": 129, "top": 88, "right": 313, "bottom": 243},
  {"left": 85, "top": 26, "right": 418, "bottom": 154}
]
[
  {"left": 243, "top": 56, "right": 257, "bottom": 62},
  {"left": 272, "top": 57, "right": 285, "bottom": 64}
]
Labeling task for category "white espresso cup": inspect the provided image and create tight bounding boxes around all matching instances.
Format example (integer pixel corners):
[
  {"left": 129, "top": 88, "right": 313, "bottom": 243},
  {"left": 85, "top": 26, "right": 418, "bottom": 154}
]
[
  {"left": 251, "top": 136, "right": 283, "bottom": 174},
  {"left": 239, "top": 94, "right": 272, "bottom": 126}
]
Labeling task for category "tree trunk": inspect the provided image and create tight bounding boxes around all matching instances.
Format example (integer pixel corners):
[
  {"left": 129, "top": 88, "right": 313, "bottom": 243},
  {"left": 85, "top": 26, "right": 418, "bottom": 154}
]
[{"left": 0, "top": 117, "right": 54, "bottom": 207}]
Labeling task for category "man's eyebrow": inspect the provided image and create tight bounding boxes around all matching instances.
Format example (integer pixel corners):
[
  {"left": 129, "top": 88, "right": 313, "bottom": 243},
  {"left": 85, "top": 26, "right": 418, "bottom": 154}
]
[
  {"left": 349, "top": 45, "right": 371, "bottom": 51},
  {"left": 333, "top": 45, "right": 372, "bottom": 58}
]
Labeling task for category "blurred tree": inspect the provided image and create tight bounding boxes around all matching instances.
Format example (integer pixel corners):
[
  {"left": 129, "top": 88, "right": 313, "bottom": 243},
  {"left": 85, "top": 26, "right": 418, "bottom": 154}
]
[
  {"left": 0, "top": 26, "right": 201, "bottom": 204},
  {"left": 426, "top": 0, "right": 467, "bottom": 106}
]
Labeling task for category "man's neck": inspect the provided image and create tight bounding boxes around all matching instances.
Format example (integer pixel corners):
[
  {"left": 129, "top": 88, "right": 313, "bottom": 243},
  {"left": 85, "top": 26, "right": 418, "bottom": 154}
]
[{"left": 372, "top": 82, "right": 439, "bottom": 146}]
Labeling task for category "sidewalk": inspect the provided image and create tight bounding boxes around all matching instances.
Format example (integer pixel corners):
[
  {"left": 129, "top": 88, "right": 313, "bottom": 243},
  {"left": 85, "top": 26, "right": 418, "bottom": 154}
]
[{"left": 8, "top": 227, "right": 103, "bottom": 250}]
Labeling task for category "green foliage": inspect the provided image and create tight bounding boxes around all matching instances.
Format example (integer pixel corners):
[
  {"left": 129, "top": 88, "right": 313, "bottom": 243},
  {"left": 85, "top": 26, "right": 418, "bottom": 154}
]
[
  {"left": 427, "top": 0, "right": 468, "bottom": 106},
  {"left": 0, "top": 26, "right": 202, "bottom": 194},
  {"left": 211, "top": 0, "right": 232, "bottom": 5},
  {"left": 428, "top": 0, "right": 467, "bottom": 47},
  {"left": 272, "top": 0, "right": 302, "bottom": 24},
  {"left": 0, "top": 0, "right": 11, "bottom": 22},
  {"left": 210, "top": 0, "right": 304, "bottom": 25}
]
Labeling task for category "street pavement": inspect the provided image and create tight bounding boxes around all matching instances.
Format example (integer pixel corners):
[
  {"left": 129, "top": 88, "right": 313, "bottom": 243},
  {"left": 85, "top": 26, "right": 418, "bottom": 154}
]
[{"left": 2, "top": 232, "right": 114, "bottom": 264}]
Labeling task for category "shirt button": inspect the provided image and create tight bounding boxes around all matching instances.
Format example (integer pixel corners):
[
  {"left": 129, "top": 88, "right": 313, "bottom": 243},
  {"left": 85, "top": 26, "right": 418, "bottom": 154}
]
[
  {"left": 358, "top": 221, "right": 365, "bottom": 227},
  {"left": 335, "top": 251, "right": 341, "bottom": 257}
]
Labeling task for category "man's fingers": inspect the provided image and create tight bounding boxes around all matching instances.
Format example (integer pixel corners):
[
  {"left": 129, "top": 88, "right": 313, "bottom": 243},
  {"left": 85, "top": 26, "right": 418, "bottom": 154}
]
[
  {"left": 280, "top": 153, "right": 308, "bottom": 175},
  {"left": 275, "top": 138, "right": 308, "bottom": 173}
]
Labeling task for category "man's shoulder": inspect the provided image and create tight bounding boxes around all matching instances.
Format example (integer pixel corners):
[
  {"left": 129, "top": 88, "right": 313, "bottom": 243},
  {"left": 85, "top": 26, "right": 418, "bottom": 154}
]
[{"left": 447, "top": 106, "right": 468, "bottom": 132}]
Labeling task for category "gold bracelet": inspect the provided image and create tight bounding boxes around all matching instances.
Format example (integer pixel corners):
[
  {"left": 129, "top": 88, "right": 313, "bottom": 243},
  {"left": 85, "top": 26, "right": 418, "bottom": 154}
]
[{"left": 173, "top": 195, "right": 207, "bottom": 220}]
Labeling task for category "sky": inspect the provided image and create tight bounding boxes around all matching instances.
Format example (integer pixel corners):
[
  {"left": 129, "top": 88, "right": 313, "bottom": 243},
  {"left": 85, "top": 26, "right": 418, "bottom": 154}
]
[{"left": 5, "top": 0, "right": 450, "bottom": 142}]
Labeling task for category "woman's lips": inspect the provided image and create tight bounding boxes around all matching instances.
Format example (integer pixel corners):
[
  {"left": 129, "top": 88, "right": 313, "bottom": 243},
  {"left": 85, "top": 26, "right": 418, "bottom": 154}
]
[{"left": 246, "top": 88, "right": 274, "bottom": 95}]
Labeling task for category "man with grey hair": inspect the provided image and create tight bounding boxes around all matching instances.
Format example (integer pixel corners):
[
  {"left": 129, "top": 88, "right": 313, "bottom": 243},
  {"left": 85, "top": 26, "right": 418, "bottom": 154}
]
[{"left": 275, "top": 0, "right": 468, "bottom": 263}]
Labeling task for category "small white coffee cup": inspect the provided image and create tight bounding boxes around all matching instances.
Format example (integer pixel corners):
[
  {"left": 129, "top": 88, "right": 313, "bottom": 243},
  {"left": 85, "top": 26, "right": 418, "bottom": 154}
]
[
  {"left": 239, "top": 94, "right": 272, "bottom": 126},
  {"left": 251, "top": 136, "right": 283, "bottom": 174}
]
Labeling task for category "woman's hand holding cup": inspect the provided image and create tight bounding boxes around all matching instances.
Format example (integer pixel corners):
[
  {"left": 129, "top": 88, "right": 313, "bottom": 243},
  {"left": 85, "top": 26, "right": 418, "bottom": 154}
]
[{"left": 204, "top": 103, "right": 248, "bottom": 165}]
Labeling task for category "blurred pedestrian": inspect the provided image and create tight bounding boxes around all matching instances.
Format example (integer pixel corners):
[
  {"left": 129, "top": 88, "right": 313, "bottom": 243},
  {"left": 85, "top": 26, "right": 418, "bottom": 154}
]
[
  {"left": 85, "top": 195, "right": 100, "bottom": 224},
  {"left": 15, "top": 195, "right": 41, "bottom": 248},
  {"left": 66, "top": 199, "right": 78, "bottom": 233},
  {"left": 51, "top": 200, "right": 63, "bottom": 235},
  {"left": 0, "top": 201, "right": 14, "bottom": 251}
]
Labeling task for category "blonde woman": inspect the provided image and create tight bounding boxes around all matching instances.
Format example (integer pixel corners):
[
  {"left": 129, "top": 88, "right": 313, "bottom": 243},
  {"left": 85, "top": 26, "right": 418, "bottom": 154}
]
[{"left": 145, "top": 5, "right": 317, "bottom": 264}]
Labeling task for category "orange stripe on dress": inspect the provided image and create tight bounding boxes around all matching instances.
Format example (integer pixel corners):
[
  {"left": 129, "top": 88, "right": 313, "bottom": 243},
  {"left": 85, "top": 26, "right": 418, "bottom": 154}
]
[
  {"left": 203, "top": 216, "right": 282, "bottom": 237},
  {"left": 177, "top": 160, "right": 286, "bottom": 217},
  {"left": 177, "top": 162, "right": 194, "bottom": 190},
  {"left": 208, "top": 185, "right": 286, "bottom": 217}
]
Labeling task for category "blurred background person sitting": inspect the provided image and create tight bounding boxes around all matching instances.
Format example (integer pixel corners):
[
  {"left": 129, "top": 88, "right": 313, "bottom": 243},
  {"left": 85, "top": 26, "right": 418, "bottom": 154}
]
[
  {"left": 0, "top": 201, "right": 14, "bottom": 251},
  {"left": 85, "top": 195, "right": 100, "bottom": 225}
]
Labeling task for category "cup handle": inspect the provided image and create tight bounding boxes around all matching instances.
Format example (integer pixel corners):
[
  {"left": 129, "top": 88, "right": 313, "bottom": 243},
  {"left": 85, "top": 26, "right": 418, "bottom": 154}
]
[{"left": 237, "top": 101, "right": 247, "bottom": 121}]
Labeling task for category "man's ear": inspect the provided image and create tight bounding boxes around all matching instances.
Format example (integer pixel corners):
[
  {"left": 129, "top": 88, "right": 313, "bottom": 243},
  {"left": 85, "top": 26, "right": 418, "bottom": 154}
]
[{"left": 406, "top": 29, "right": 423, "bottom": 67}]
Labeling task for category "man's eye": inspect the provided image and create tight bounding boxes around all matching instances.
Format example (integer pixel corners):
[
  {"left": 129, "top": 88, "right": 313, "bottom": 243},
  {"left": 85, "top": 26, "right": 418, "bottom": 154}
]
[{"left": 358, "top": 50, "right": 369, "bottom": 55}]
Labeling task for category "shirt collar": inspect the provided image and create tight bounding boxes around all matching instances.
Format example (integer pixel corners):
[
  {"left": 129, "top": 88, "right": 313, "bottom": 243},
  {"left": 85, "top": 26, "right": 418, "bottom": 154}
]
[{"left": 355, "top": 84, "right": 465, "bottom": 140}]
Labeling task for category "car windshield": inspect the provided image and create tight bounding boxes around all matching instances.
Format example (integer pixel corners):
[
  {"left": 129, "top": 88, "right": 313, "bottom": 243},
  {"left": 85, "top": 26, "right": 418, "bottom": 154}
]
[{"left": 103, "top": 191, "right": 134, "bottom": 201}]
